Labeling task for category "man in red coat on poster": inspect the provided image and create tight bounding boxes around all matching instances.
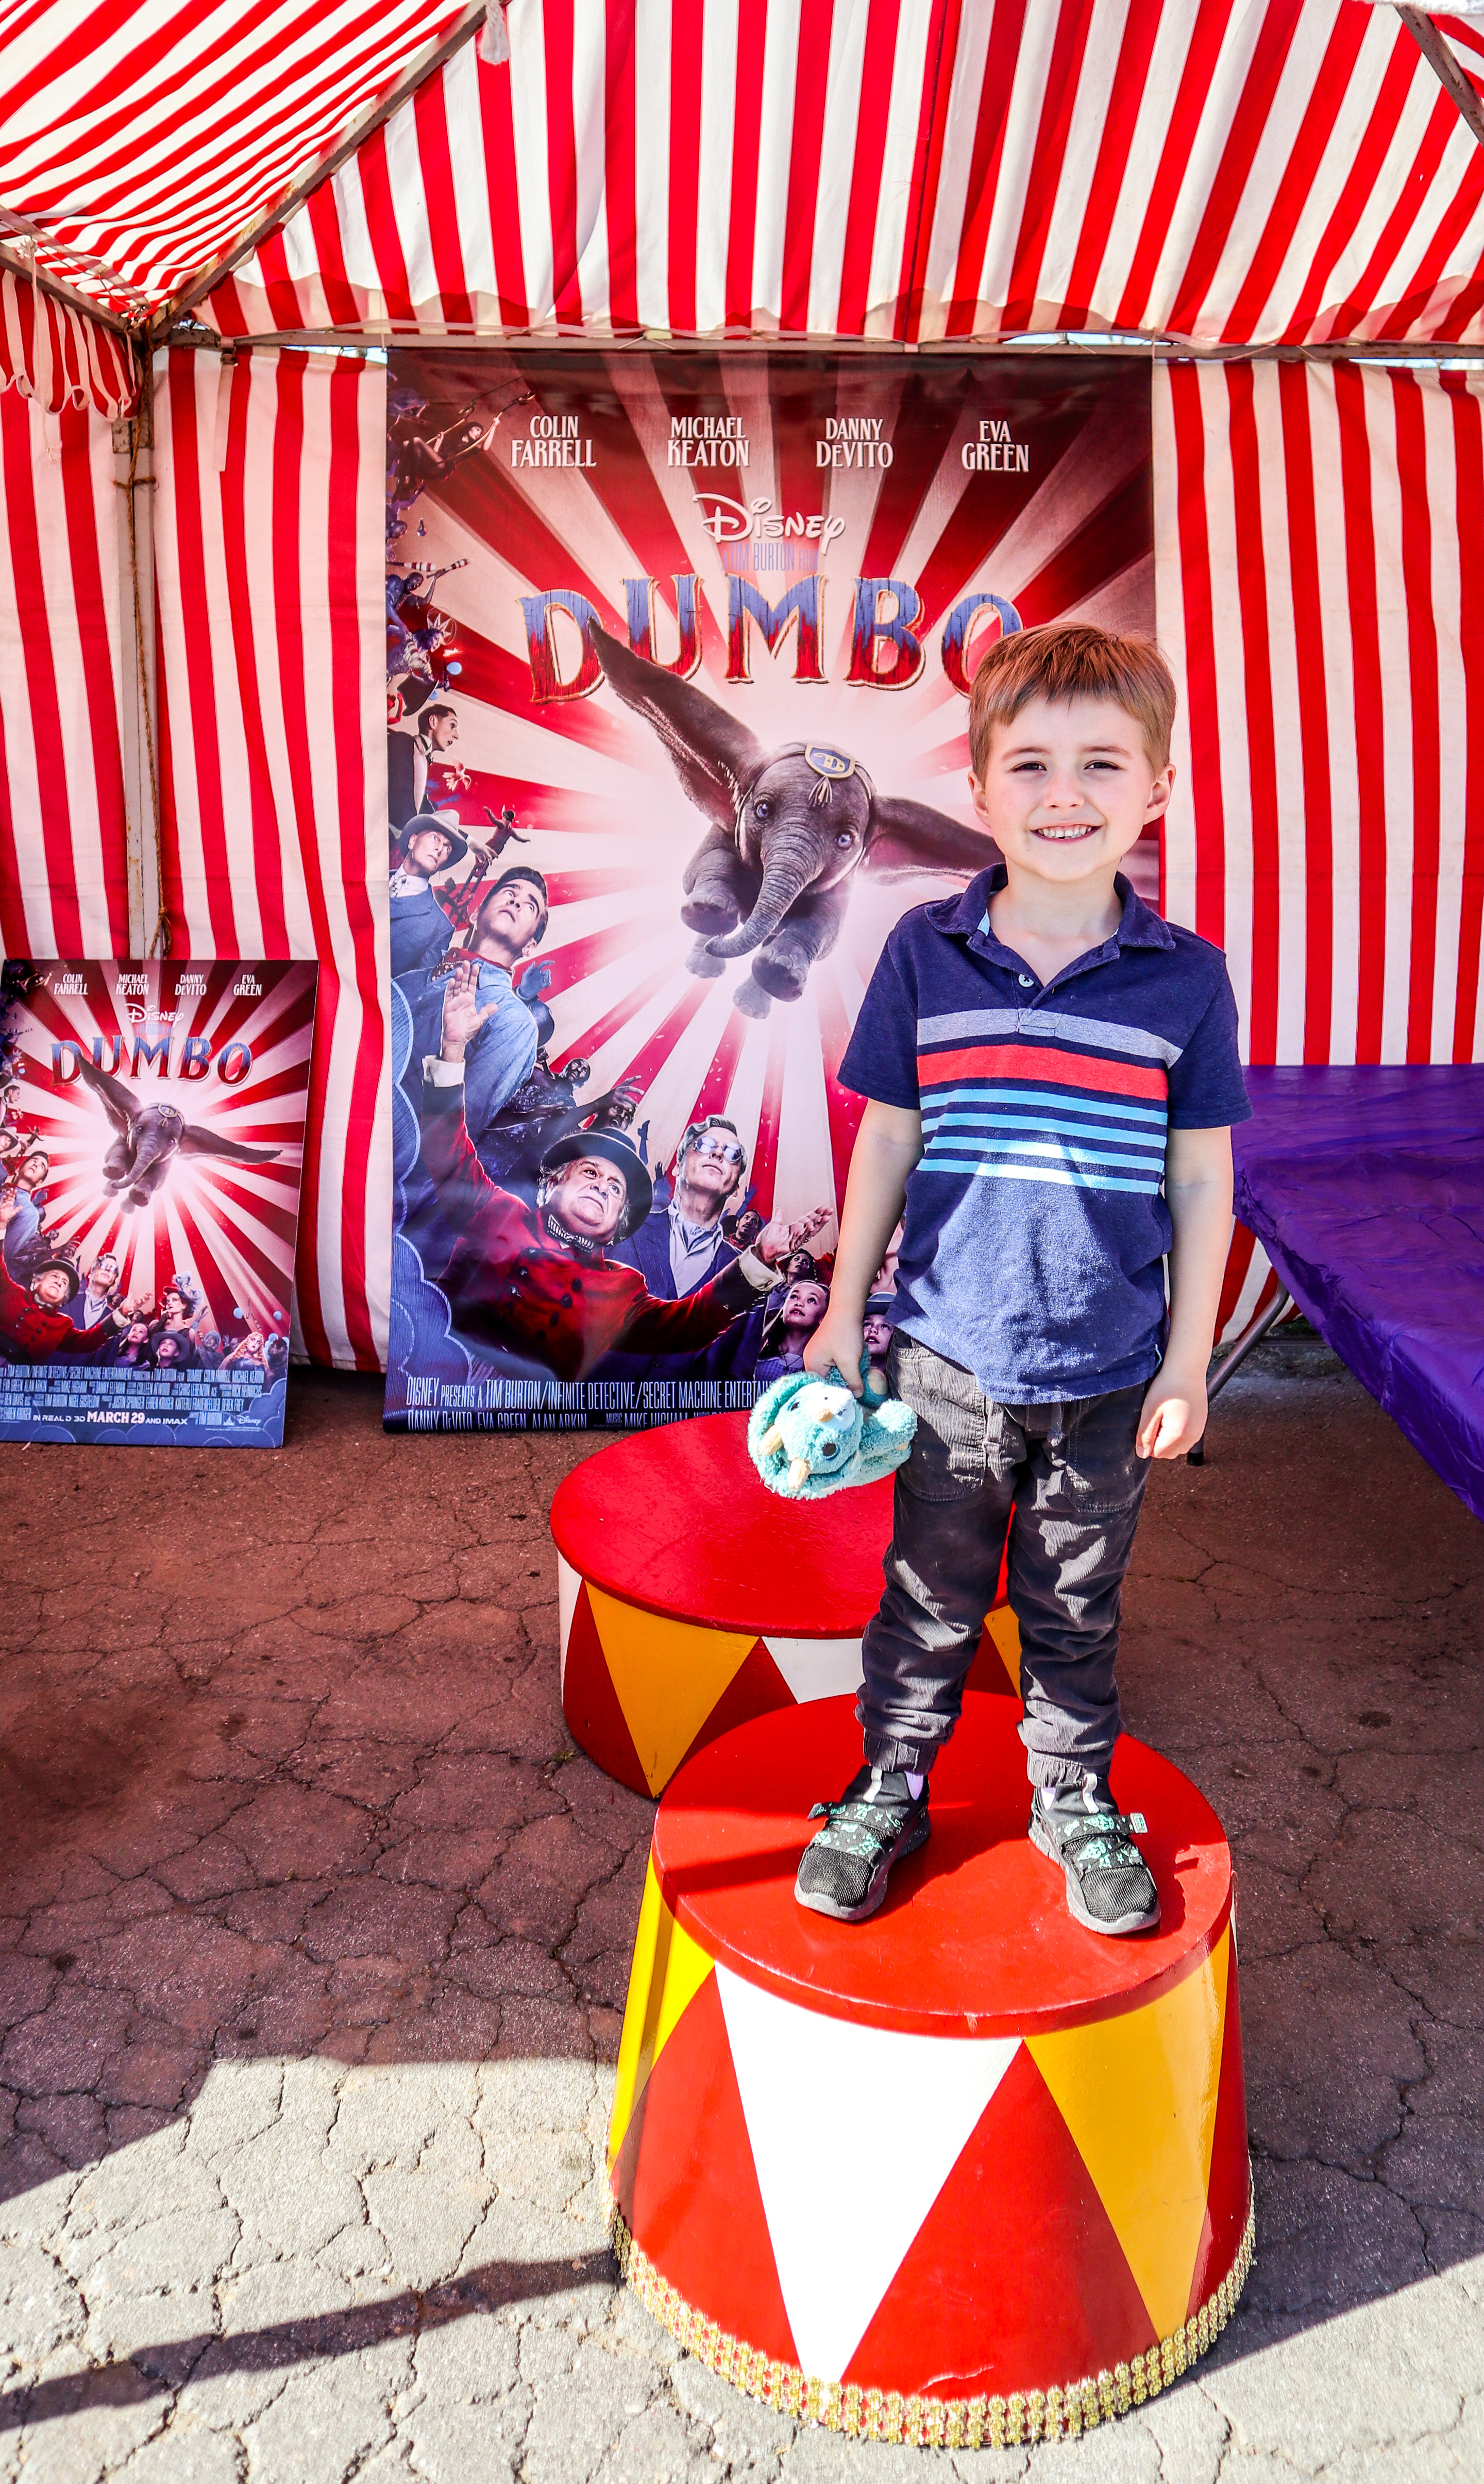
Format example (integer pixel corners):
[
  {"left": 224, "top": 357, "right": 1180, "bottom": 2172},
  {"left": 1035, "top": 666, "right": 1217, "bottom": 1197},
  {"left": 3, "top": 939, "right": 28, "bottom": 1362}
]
[
  {"left": 418, "top": 960, "right": 827, "bottom": 1383},
  {"left": 0, "top": 1195, "right": 145, "bottom": 1361}
]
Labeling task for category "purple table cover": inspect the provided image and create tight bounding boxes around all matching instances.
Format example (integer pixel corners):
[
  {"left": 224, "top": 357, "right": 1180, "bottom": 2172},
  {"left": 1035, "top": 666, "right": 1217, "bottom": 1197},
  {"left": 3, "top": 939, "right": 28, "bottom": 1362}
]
[{"left": 1233, "top": 1067, "right": 1484, "bottom": 1524}]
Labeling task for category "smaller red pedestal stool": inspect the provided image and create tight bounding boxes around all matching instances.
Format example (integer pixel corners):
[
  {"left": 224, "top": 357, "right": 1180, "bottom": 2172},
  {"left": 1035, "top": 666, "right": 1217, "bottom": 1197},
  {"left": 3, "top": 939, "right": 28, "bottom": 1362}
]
[{"left": 550, "top": 1411, "right": 1019, "bottom": 1797}]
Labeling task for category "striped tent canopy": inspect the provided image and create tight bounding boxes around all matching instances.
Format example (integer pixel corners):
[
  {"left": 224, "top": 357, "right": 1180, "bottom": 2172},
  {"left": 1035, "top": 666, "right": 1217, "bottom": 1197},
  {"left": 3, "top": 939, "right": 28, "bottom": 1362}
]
[
  {"left": 198, "top": 0, "right": 1484, "bottom": 351},
  {"left": 8, "top": 0, "right": 1484, "bottom": 1372},
  {"left": 0, "top": 0, "right": 479, "bottom": 319},
  {"left": 3, "top": 0, "right": 1484, "bottom": 355}
]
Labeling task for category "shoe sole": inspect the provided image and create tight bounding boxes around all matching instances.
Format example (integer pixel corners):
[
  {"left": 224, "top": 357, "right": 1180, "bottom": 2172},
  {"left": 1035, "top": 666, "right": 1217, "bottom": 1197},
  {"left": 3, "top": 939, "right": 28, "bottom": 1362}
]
[
  {"left": 795, "top": 1811, "right": 931, "bottom": 1923},
  {"left": 1027, "top": 1815, "right": 1162, "bottom": 1938}
]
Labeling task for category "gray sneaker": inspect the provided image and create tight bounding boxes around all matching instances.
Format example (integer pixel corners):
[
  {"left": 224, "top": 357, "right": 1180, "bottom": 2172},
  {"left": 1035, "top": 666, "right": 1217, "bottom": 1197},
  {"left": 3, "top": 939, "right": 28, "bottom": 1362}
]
[
  {"left": 795, "top": 1767, "right": 930, "bottom": 1923},
  {"left": 1028, "top": 1776, "right": 1161, "bottom": 1936}
]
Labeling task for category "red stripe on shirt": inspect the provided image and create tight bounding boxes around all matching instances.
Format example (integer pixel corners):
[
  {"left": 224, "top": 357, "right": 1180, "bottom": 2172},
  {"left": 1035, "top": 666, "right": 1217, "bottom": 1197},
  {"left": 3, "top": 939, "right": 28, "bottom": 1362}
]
[{"left": 917, "top": 1044, "right": 1168, "bottom": 1101}]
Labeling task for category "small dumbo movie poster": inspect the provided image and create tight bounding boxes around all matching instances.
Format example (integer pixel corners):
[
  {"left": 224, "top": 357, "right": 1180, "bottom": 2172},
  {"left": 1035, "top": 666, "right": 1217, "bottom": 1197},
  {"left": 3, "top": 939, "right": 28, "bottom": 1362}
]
[
  {"left": 384, "top": 349, "right": 1153, "bottom": 1434},
  {"left": 0, "top": 959, "right": 317, "bottom": 1445}
]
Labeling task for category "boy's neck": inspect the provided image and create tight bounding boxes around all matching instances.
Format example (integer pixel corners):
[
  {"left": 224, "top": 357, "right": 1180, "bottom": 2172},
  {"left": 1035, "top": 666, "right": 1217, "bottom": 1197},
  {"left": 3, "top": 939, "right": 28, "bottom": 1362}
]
[
  {"left": 987, "top": 860, "right": 1127, "bottom": 987},
  {"left": 990, "top": 859, "right": 1124, "bottom": 944}
]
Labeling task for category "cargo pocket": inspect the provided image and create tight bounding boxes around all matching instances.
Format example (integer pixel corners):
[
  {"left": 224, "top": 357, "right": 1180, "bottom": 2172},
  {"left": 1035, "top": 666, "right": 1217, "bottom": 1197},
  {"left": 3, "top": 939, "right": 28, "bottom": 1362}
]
[
  {"left": 890, "top": 1336, "right": 987, "bottom": 1503},
  {"left": 1049, "top": 1387, "right": 1148, "bottom": 1518}
]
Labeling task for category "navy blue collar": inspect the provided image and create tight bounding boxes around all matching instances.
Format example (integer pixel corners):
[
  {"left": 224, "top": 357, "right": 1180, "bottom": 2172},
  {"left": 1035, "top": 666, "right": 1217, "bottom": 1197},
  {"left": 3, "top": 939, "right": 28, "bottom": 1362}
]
[{"left": 928, "top": 864, "right": 1174, "bottom": 958}]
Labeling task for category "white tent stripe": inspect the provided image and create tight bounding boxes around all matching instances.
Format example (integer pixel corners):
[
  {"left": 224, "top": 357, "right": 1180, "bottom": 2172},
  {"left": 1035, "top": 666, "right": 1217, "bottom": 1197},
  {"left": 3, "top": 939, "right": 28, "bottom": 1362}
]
[{"left": 148, "top": 346, "right": 389, "bottom": 1367}]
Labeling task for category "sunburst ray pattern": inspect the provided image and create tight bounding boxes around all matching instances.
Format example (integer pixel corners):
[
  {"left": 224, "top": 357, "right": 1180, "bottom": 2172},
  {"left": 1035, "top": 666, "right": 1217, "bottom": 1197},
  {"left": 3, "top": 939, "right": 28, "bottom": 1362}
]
[{"left": 386, "top": 350, "right": 1153, "bottom": 1429}]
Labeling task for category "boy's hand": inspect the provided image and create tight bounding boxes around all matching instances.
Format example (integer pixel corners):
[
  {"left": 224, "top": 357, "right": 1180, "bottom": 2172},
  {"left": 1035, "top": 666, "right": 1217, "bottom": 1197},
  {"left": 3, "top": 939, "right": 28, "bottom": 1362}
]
[
  {"left": 804, "top": 1309, "right": 867, "bottom": 1396},
  {"left": 1137, "top": 1358, "right": 1207, "bottom": 1460}
]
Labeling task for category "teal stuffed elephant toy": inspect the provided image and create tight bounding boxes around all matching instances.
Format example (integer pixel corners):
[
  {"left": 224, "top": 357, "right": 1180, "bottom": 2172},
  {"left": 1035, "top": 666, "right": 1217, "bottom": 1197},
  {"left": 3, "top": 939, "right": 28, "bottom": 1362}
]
[{"left": 747, "top": 1362, "right": 916, "bottom": 1501}]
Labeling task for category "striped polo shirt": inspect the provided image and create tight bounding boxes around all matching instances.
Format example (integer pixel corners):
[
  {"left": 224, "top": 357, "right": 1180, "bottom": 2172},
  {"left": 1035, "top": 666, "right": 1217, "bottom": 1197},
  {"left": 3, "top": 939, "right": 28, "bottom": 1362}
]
[{"left": 839, "top": 867, "right": 1251, "bottom": 1401}]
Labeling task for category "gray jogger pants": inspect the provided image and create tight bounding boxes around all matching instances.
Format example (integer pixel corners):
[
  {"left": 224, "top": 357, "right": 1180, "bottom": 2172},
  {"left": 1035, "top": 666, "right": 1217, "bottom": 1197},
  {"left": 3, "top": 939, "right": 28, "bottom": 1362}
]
[{"left": 857, "top": 1334, "right": 1151, "bottom": 1786}]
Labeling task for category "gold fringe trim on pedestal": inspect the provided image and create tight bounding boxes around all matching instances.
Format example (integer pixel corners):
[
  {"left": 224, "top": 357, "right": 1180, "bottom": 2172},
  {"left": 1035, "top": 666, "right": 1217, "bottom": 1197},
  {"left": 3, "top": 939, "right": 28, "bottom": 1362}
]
[{"left": 609, "top": 2187, "right": 1255, "bottom": 2447}]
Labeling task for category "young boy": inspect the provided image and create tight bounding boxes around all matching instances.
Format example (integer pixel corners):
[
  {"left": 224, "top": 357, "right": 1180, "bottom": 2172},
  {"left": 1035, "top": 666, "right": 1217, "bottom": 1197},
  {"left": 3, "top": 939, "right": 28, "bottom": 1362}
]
[{"left": 798, "top": 622, "right": 1249, "bottom": 1937}]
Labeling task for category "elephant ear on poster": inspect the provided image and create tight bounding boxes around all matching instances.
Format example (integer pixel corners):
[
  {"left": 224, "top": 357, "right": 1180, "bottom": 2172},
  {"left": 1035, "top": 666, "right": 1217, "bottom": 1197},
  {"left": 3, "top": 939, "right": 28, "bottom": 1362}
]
[
  {"left": 592, "top": 623, "right": 767, "bottom": 833},
  {"left": 863, "top": 796, "right": 1002, "bottom": 881}
]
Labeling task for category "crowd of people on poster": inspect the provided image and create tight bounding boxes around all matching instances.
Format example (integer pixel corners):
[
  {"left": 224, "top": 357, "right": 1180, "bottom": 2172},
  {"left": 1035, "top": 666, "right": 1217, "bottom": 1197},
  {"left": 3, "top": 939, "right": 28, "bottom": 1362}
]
[{"left": 383, "top": 351, "right": 1156, "bottom": 1432}]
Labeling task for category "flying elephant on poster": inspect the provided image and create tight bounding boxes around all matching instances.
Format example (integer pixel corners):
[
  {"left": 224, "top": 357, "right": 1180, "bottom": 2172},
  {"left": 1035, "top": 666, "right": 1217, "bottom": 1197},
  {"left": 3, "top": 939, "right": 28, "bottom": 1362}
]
[{"left": 590, "top": 624, "right": 1001, "bottom": 1019}]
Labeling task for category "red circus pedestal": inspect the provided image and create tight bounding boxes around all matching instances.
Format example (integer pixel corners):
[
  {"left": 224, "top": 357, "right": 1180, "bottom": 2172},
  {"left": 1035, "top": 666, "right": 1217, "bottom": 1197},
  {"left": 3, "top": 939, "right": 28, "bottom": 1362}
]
[
  {"left": 608, "top": 1693, "right": 1252, "bottom": 2448},
  {"left": 551, "top": 1412, "right": 1018, "bottom": 1798}
]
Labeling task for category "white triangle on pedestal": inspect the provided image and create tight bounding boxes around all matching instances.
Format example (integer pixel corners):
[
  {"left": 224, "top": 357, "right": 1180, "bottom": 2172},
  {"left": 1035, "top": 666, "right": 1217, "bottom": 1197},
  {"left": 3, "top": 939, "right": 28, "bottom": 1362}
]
[
  {"left": 760, "top": 1636, "right": 863, "bottom": 1703},
  {"left": 556, "top": 1554, "right": 580, "bottom": 1692},
  {"left": 716, "top": 1966, "right": 1019, "bottom": 2383}
]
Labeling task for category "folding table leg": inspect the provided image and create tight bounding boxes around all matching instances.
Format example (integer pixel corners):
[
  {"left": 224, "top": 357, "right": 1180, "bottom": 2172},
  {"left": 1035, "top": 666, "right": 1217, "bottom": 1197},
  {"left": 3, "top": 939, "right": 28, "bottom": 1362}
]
[{"left": 1187, "top": 1286, "right": 1294, "bottom": 1466}]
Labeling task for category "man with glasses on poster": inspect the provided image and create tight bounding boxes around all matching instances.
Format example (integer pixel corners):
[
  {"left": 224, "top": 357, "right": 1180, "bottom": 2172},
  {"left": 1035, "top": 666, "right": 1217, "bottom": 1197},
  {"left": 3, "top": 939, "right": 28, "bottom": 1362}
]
[
  {"left": 618, "top": 1114, "right": 749, "bottom": 1300},
  {"left": 595, "top": 1112, "right": 791, "bottom": 1388}
]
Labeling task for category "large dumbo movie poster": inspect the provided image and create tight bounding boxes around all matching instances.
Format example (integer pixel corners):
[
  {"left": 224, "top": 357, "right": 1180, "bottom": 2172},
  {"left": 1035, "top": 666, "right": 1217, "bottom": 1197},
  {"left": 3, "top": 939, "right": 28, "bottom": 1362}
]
[{"left": 383, "top": 349, "right": 1154, "bottom": 1434}]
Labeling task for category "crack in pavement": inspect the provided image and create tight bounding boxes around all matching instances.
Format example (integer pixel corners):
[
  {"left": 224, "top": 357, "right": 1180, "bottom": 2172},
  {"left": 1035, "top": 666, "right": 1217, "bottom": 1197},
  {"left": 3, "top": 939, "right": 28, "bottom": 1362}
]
[{"left": 1, "top": 1360, "right": 1482, "bottom": 2482}]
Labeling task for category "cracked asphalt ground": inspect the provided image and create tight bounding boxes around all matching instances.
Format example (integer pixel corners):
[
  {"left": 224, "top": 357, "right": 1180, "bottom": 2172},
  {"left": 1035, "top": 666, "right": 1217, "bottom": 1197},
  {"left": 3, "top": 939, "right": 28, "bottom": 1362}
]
[{"left": 1, "top": 1338, "right": 1481, "bottom": 2483}]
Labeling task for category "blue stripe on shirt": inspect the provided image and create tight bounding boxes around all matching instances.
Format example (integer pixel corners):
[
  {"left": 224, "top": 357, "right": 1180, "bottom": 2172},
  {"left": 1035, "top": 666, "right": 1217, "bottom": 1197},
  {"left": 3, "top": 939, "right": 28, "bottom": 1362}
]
[
  {"left": 923, "top": 1106, "right": 1167, "bottom": 1153},
  {"left": 922, "top": 1079, "right": 1169, "bottom": 1126}
]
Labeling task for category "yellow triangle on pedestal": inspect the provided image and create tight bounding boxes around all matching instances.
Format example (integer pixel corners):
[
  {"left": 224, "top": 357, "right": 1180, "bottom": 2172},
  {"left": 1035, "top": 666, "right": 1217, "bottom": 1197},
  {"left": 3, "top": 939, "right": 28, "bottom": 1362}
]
[
  {"left": 587, "top": 1583, "right": 757, "bottom": 1795},
  {"left": 1026, "top": 1927, "right": 1230, "bottom": 2341},
  {"left": 609, "top": 1855, "right": 715, "bottom": 2168}
]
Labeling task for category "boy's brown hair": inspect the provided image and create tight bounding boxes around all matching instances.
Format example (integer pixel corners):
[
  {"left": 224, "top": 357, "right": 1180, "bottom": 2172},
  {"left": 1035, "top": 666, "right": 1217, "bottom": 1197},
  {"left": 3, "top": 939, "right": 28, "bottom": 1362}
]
[{"left": 967, "top": 621, "right": 1176, "bottom": 778}]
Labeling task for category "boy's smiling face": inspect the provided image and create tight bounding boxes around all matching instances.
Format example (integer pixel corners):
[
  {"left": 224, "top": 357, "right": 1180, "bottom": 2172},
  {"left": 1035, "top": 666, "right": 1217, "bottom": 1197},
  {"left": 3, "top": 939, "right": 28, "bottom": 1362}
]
[{"left": 967, "top": 692, "right": 1173, "bottom": 888}]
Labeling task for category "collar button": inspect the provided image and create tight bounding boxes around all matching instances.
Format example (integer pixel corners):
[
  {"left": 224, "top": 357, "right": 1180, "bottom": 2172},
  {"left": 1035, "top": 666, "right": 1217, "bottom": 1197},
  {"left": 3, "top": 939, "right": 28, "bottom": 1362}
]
[{"left": 1017, "top": 973, "right": 1034, "bottom": 990}]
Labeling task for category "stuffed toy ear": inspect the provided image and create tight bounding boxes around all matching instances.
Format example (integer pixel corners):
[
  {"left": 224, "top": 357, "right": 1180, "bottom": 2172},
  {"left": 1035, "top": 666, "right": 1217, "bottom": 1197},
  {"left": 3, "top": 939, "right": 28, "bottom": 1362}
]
[
  {"left": 857, "top": 1351, "right": 888, "bottom": 1407},
  {"left": 858, "top": 1397, "right": 917, "bottom": 1479},
  {"left": 747, "top": 1368, "right": 816, "bottom": 1491}
]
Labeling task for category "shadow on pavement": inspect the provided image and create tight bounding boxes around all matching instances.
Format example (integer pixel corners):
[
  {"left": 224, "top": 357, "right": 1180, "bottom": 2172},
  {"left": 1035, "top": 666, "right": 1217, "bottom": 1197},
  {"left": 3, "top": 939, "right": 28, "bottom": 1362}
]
[{"left": 0, "top": 2250, "right": 617, "bottom": 2429}]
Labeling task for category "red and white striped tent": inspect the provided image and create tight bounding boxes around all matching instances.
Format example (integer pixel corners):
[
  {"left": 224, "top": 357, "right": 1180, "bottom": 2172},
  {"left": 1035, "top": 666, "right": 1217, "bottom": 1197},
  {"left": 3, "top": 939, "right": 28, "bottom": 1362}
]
[{"left": 5, "top": 0, "right": 1484, "bottom": 1365}]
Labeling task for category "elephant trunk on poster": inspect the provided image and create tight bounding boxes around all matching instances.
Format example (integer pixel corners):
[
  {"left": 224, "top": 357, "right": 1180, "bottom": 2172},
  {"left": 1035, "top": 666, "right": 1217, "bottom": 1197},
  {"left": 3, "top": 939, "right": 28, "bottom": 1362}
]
[{"left": 705, "top": 843, "right": 822, "bottom": 958}]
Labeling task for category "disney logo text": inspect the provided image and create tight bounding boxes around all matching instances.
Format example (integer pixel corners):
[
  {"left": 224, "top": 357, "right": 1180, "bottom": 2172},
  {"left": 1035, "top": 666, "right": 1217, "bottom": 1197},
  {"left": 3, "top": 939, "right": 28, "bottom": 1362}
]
[{"left": 693, "top": 495, "right": 846, "bottom": 552}]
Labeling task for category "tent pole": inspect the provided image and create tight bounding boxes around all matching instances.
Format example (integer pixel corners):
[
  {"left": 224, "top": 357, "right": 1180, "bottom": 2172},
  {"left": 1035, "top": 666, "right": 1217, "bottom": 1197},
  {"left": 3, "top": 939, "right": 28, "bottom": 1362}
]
[
  {"left": 114, "top": 356, "right": 165, "bottom": 960},
  {"left": 0, "top": 236, "right": 139, "bottom": 334},
  {"left": 1400, "top": 8, "right": 1484, "bottom": 147}
]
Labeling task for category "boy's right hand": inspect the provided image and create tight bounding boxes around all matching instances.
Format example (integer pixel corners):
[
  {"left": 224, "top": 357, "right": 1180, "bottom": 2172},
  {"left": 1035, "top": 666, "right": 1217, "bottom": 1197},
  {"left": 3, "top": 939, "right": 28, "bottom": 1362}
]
[{"left": 803, "top": 1310, "right": 867, "bottom": 1396}]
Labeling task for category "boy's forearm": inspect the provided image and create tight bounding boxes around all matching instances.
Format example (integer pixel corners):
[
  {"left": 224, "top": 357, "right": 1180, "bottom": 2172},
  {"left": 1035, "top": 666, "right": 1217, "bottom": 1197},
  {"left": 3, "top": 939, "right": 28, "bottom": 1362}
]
[
  {"left": 1163, "top": 1139, "right": 1234, "bottom": 1371},
  {"left": 830, "top": 1105, "right": 922, "bottom": 1318}
]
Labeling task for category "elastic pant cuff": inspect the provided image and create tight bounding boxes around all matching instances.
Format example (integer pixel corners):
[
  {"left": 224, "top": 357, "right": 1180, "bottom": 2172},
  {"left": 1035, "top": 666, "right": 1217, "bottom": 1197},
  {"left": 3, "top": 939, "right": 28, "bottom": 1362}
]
[
  {"left": 862, "top": 1731, "right": 943, "bottom": 1777},
  {"left": 1023, "top": 1751, "right": 1110, "bottom": 1792}
]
